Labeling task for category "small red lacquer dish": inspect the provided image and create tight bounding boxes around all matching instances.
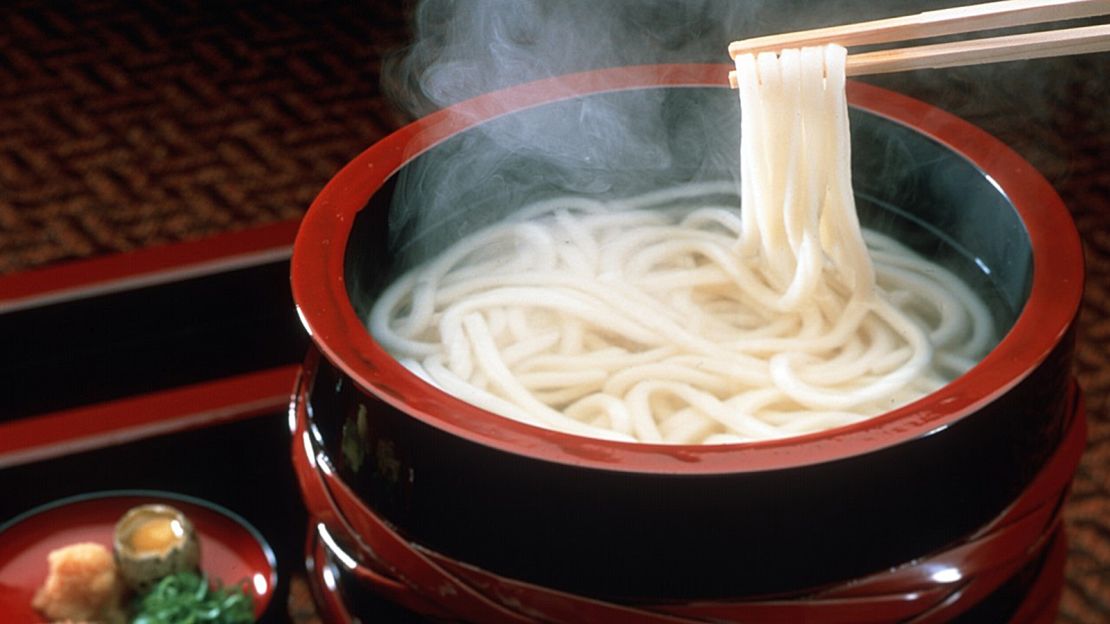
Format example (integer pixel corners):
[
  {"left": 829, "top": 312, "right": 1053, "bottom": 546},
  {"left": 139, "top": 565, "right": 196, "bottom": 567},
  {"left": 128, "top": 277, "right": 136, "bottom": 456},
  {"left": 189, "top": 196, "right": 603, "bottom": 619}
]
[{"left": 0, "top": 490, "right": 277, "bottom": 622}]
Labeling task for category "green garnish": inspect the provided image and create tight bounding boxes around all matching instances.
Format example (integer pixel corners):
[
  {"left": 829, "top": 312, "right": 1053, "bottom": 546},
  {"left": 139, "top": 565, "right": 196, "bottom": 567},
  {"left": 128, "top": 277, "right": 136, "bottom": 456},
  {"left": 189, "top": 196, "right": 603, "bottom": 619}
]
[{"left": 132, "top": 571, "right": 255, "bottom": 624}]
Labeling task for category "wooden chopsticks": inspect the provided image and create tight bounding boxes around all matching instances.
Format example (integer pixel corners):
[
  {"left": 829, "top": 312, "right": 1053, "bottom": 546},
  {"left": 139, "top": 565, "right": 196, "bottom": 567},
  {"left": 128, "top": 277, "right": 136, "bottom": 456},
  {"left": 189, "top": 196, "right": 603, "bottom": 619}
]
[{"left": 727, "top": 0, "right": 1110, "bottom": 84}]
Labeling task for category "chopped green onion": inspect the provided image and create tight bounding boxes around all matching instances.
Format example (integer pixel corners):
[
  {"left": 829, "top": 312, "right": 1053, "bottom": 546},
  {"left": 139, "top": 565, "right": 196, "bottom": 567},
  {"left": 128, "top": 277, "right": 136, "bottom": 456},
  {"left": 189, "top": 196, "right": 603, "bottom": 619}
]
[{"left": 132, "top": 571, "right": 255, "bottom": 624}]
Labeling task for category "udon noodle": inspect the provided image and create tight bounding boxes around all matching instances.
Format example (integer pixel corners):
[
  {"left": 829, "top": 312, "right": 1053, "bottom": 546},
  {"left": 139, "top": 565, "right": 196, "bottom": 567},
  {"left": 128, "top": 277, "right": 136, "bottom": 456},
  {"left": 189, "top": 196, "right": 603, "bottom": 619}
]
[{"left": 369, "top": 45, "right": 994, "bottom": 444}]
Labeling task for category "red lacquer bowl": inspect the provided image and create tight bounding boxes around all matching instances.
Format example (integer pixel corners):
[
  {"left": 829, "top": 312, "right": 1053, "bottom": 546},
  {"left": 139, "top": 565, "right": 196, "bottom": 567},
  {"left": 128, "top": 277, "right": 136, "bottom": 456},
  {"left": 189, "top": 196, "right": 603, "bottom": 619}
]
[
  {"left": 0, "top": 491, "right": 277, "bottom": 622},
  {"left": 290, "top": 64, "right": 1084, "bottom": 602},
  {"left": 292, "top": 358, "right": 1083, "bottom": 622}
]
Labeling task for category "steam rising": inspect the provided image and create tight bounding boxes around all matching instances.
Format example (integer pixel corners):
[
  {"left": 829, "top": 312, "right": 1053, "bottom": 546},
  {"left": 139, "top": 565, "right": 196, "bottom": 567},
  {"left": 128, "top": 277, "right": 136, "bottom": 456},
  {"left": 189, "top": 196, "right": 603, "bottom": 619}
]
[
  {"left": 380, "top": 0, "right": 773, "bottom": 269},
  {"left": 377, "top": 0, "right": 1083, "bottom": 273},
  {"left": 382, "top": 0, "right": 964, "bottom": 114}
]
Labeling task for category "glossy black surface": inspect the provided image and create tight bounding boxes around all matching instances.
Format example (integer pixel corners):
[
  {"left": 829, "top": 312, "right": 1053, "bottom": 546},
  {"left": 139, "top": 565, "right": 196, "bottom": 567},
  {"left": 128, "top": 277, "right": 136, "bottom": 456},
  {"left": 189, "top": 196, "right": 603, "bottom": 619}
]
[
  {"left": 0, "top": 260, "right": 308, "bottom": 420},
  {"left": 314, "top": 507, "right": 1061, "bottom": 623},
  {"left": 307, "top": 337, "right": 1070, "bottom": 600}
]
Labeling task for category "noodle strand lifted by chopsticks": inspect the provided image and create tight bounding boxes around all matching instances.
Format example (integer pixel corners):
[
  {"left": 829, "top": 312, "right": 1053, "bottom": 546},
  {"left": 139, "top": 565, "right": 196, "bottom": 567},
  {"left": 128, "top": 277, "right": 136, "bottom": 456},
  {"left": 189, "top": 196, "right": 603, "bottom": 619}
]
[{"left": 369, "top": 45, "right": 993, "bottom": 444}]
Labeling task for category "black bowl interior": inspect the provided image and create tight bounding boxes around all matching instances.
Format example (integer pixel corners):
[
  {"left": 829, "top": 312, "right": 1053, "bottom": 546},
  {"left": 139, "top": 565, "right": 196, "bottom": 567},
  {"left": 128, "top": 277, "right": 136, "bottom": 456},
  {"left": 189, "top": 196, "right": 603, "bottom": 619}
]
[{"left": 344, "top": 86, "right": 1031, "bottom": 335}]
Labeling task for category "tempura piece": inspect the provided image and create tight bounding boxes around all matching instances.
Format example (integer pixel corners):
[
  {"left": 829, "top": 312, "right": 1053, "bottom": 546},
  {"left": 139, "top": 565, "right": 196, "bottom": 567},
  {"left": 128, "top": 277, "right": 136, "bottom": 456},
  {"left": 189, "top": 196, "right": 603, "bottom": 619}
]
[{"left": 32, "top": 542, "right": 126, "bottom": 624}]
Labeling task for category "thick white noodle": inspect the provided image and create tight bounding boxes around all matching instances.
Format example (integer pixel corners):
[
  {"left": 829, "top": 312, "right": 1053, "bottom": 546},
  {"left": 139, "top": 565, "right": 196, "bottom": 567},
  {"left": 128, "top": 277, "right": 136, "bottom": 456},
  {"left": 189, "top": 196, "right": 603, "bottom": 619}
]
[{"left": 367, "top": 45, "right": 995, "bottom": 444}]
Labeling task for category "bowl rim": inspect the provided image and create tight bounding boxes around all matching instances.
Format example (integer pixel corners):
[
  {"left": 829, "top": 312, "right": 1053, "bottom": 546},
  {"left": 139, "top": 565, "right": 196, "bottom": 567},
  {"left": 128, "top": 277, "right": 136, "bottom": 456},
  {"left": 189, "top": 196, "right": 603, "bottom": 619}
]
[{"left": 291, "top": 63, "right": 1083, "bottom": 475}]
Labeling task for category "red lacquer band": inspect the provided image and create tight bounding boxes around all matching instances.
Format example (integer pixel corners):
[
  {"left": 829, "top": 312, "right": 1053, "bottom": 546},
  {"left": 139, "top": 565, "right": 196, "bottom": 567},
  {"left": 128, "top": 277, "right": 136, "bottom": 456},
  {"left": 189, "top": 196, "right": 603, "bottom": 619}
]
[
  {"left": 0, "top": 365, "right": 299, "bottom": 468},
  {"left": 293, "top": 375, "right": 1083, "bottom": 623},
  {"left": 0, "top": 220, "right": 298, "bottom": 314}
]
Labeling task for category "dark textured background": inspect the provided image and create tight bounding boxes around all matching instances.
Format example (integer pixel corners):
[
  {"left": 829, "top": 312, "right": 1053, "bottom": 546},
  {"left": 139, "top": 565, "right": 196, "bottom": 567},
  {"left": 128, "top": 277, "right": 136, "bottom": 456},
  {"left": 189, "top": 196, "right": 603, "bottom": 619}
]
[{"left": 0, "top": 1, "right": 1106, "bottom": 621}]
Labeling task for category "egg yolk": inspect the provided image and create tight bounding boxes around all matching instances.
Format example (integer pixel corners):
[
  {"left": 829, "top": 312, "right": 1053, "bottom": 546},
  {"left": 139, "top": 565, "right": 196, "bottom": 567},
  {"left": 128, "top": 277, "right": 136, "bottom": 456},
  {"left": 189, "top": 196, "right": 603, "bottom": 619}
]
[{"left": 128, "top": 516, "right": 184, "bottom": 555}]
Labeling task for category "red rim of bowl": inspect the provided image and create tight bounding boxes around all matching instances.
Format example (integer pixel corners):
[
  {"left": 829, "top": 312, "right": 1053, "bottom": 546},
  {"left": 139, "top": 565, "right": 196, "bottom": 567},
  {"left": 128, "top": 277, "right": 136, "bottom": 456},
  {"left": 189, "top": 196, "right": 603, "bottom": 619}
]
[{"left": 291, "top": 63, "right": 1083, "bottom": 475}]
